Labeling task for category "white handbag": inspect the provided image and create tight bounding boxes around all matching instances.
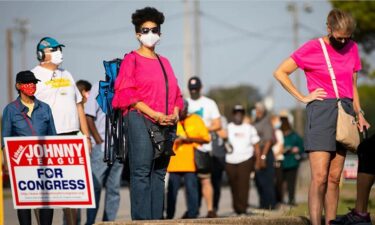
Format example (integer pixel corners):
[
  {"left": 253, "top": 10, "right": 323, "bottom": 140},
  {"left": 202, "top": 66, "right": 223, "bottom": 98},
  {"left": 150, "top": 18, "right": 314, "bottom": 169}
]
[{"left": 319, "top": 38, "right": 360, "bottom": 152}]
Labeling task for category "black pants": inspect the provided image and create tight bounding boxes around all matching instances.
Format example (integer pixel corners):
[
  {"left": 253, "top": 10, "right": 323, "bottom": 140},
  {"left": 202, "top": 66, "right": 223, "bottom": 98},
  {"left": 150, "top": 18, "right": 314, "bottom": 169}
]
[
  {"left": 283, "top": 168, "right": 298, "bottom": 205},
  {"left": 274, "top": 161, "right": 284, "bottom": 204},
  {"left": 17, "top": 209, "right": 53, "bottom": 225},
  {"left": 211, "top": 155, "right": 225, "bottom": 212},
  {"left": 226, "top": 157, "right": 254, "bottom": 214},
  {"left": 255, "top": 150, "right": 276, "bottom": 209}
]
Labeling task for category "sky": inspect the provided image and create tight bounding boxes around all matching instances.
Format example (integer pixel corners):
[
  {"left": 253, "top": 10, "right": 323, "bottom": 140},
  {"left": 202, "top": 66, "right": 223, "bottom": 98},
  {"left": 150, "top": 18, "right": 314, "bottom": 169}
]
[{"left": 0, "top": 0, "right": 374, "bottom": 113}]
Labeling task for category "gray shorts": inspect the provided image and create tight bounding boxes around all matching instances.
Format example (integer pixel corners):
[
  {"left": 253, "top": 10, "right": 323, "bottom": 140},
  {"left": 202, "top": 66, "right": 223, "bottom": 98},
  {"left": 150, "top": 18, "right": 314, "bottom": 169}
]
[{"left": 304, "top": 98, "right": 354, "bottom": 152}]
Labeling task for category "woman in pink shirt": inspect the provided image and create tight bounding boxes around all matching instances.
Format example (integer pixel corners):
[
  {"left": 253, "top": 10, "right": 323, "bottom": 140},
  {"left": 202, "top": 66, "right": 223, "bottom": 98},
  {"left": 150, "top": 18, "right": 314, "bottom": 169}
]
[
  {"left": 112, "top": 7, "right": 183, "bottom": 220},
  {"left": 274, "top": 9, "right": 370, "bottom": 225}
]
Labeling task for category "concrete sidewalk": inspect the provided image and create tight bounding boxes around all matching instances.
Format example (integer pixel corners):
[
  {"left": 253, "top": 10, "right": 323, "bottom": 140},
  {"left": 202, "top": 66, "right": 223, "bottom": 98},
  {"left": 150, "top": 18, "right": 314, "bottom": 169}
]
[
  {"left": 94, "top": 216, "right": 311, "bottom": 225},
  {"left": 3, "top": 183, "right": 307, "bottom": 225}
]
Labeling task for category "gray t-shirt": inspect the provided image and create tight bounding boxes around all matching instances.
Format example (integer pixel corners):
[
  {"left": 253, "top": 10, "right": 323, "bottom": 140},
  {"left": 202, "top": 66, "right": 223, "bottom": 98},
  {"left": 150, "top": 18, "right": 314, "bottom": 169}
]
[{"left": 253, "top": 114, "right": 274, "bottom": 148}]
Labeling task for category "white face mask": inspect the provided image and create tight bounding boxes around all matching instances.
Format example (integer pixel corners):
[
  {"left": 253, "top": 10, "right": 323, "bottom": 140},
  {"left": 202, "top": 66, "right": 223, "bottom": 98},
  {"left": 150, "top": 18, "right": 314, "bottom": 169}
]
[
  {"left": 139, "top": 32, "right": 160, "bottom": 48},
  {"left": 48, "top": 50, "right": 63, "bottom": 65}
]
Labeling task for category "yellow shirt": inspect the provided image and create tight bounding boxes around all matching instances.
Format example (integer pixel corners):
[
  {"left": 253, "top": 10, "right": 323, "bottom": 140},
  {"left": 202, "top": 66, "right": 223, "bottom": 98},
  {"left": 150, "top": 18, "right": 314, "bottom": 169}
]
[
  {"left": 21, "top": 100, "right": 35, "bottom": 117},
  {"left": 167, "top": 114, "right": 211, "bottom": 172}
]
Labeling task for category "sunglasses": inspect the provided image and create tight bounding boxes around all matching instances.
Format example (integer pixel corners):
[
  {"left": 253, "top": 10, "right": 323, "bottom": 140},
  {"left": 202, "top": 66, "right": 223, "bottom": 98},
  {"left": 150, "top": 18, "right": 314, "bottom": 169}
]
[
  {"left": 332, "top": 34, "right": 352, "bottom": 42},
  {"left": 140, "top": 27, "right": 160, "bottom": 35},
  {"left": 48, "top": 46, "right": 62, "bottom": 52}
]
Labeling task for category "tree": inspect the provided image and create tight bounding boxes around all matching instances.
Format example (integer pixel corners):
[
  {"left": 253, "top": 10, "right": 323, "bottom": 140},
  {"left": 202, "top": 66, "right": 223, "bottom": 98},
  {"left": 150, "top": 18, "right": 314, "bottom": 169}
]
[
  {"left": 207, "top": 85, "right": 261, "bottom": 120},
  {"left": 330, "top": 2, "right": 375, "bottom": 135},
  {"left": 330, "top": 1, "right": 375, "bottom": 54}
]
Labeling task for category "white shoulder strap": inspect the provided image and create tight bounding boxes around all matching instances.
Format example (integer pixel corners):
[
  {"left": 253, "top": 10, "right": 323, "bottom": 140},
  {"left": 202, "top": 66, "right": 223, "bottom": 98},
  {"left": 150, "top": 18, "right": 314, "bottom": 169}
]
[{"left": 319, "top": 38, "right": 340, "bottom": 99}]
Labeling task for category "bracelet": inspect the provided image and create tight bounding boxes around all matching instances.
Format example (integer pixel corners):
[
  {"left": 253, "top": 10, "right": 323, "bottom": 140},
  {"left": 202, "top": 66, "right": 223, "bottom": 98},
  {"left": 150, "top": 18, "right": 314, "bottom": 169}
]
[{"left": 359, "top": 109, "right": 365, "bottom": 116}]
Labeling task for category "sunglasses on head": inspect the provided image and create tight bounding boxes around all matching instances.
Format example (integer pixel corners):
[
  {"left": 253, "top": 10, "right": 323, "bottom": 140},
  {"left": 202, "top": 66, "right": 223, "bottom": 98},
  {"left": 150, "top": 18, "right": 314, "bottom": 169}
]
[{"left": 140, "top": 27, "right": 160, "bottom": 35}]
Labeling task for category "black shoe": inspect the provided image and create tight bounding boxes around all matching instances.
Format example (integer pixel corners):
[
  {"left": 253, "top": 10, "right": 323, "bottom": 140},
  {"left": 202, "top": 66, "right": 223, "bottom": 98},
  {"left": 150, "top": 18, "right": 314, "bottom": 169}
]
[
  {"left": 329, "top": 209, "right": 372, "bottom": 225},
  {"left": 206, "top": 210, "right": 217, "bottom": 218}
]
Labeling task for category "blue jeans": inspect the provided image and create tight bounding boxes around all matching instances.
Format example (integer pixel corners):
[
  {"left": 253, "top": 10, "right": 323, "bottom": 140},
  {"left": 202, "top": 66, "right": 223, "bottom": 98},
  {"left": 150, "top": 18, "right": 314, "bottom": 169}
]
[
  {"left": 166, "top": 172, "right": 199, "bottom": 219},
  {"left": 255, "top": 150, "right": 277, "bottom": 209},
  {"left": 126, "top": 111, "right": 170, "bottom": 220},
  {"left": 85, "top": 144, "right": 123, "bottom": 225}
]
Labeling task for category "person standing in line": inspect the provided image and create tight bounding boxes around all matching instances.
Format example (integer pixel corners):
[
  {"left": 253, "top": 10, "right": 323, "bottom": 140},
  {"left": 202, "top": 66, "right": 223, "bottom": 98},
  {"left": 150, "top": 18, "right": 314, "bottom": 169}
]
[
  {"left": 226, "top": 105, "right": 260, "bottom": 215},
  {"left": 166, "top": 100, "right": 210, "bottom": 219},
  {"left": 84, "top": 82, "right": 123, "bottom": 225},
  {"left": 112, "top": 7, "right": 183, "bottom": 220},
  {"left": 31, "top": 37, "right": 91, "bottom": 225},
  {"left": 76, "top": 80, "right": 92, "bottom": 105},
  {"left": 274, "top": 9, "right": 370, "bottom": 225},
  {"left": 271, "top": 115, "right": 284, "bottom": 206},
  {"left": 187, "top": 76, "right": 221, "bottom": 218},
  {"left": 2, "top": 71, "right": 56, "bottom": 225},
  {"left": 211, "top": 115, "right": 228, "bottom": 214},
  {"left": 330, "top": 133, "right": 374, "bottom": 225},
  {"left": 253, "top": 102, "right": 277, "bottom": 210},
  {"left": 280, "top": 116, "right": 304, "bottom": 206}
]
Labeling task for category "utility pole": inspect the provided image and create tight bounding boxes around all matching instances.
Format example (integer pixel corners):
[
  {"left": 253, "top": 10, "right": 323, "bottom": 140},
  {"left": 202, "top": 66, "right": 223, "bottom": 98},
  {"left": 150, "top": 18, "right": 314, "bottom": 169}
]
[
  {"left": 183, "top": 0, "right": 193, "bottom": 95},
  {"left": 194, "top": 0, "right": 201, "bottom": 77},
  {"left": 15, "top": 18, "right": 29, "bottom": 70},
  {"left": 7, "top": 29, "right": 14, "bottom": 103},
  {"left": 287, "top": 2, "right": 312, "bottom": 135}
]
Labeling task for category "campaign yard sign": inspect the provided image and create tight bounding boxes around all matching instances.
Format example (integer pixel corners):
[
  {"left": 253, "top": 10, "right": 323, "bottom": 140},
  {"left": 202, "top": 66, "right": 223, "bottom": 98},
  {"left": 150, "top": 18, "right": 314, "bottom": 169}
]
[{"left": 4, "top": 136, "right": 95, "bottom": 209}]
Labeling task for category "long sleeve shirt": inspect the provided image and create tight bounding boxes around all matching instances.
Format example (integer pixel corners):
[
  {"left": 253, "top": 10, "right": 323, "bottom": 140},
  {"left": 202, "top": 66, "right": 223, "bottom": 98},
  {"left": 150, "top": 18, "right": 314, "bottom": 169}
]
[
  {"left": 2, "top": 97, "right": 57, "bottom": 148},
  {"left": 112, "top": 51, "right": 184, "bottom": 120}
]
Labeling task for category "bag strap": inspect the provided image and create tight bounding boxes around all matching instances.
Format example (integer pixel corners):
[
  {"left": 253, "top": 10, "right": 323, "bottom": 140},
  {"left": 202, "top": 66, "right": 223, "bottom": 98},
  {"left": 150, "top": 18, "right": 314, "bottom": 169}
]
[
  {"left": 13, "top": 100, "right": 37, "bottom": 136},
  {"left": 156, "top": 54, "right": 169, "bottom": 115},
  {"left": 180, "top": 121, "right": 190, "bottom": 138},
  {"left": 319, "top": 38, "right": 340, "bottom": 100}
]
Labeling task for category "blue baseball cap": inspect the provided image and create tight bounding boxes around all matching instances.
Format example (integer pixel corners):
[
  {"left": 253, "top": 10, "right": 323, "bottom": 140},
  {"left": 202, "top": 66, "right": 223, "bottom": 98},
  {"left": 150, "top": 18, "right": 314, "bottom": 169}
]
[{"left": 37, "top": 37, "right": 65, "bottom": 51}]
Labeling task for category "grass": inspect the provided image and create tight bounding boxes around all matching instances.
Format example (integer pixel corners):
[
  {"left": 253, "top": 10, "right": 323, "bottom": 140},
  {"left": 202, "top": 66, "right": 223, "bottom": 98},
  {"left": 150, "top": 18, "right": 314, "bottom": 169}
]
[{"left": 285, "top": 183, "right": 375, "bottom": 217}]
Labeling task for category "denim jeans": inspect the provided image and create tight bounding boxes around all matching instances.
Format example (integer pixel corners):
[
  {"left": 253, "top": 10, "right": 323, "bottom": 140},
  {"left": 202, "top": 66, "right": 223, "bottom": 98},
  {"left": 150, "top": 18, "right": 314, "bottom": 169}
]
[
  {"left": 125, "top": 111, "right": 170, "bottom": 220},
  {"left": 85, "top": 143, "right": 123, "bottom": 225},
  {"left": 255, "top": 150, "right": 277, "bottom": 209},
  {"left": 166, "top": 172, "right": 199, "bottom": 219}
]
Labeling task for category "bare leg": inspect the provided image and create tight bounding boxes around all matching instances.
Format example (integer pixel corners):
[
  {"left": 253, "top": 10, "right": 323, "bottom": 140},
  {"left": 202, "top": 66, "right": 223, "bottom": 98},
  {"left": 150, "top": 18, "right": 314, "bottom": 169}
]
[
  {"left": 324, "top": 149, "right": 346, "bottom": 225},
  {"left": 308, "top": 151, "right": 331, "bottom": 225},
  {"left": 200, "top": 177, "right": 214, "bottom": 212},
  {"left": 355, "top": 173, "right": 375, "bottom": 213}
]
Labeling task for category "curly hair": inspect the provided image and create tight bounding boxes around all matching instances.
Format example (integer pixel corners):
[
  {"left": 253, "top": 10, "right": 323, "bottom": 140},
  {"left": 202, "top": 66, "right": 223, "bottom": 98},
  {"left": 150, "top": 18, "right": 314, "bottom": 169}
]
[{"left": 132, "top": 7, "right": 165, "bottom": 33}]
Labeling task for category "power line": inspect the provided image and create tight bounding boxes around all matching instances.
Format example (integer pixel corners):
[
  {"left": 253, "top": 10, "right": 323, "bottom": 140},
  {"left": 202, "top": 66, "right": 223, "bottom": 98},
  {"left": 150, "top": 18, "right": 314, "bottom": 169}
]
[
  {"left": 55, "top": 2, "right": 119, "bottom": 30},
  {"left": 201, "top": 11, "right": 292, "bottom": 41}
]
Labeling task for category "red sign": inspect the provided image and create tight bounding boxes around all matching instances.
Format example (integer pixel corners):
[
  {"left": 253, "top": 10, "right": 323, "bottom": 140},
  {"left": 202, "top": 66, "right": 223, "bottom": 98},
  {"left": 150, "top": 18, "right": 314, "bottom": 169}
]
[{"left": 4, "top": 136, "right": 95, "bottom": 209}]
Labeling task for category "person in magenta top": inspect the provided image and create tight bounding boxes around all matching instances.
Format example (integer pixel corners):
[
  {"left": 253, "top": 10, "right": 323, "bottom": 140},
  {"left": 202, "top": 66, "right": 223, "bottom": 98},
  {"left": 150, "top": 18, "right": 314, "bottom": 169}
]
[
  {"left": 274, "top": 9, "right": 370, "bottom": 225},
  {"left": 112, "top": 7, "right": 183, "bottom": 220}
]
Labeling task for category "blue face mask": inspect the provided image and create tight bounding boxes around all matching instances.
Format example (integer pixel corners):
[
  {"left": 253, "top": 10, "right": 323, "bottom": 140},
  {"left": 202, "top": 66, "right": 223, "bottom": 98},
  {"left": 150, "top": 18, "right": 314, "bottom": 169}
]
[{"left": 274, "top": 122, "right": 281, "bottom": 129}]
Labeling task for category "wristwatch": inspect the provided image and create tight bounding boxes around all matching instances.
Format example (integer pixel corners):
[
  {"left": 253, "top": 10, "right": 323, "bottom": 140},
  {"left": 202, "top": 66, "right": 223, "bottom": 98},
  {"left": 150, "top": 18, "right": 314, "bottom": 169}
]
[
  {"left": 261, "top": 154, "right": 267, "bottom": 160},
  {"left": 359, "top": 109, "right": 365, "bottom": 116}
]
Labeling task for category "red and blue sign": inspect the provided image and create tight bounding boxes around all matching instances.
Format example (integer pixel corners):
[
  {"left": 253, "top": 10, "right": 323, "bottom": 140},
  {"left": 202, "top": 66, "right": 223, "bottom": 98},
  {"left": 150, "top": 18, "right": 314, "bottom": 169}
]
[{"left": 4, "top": 136, "right": 95, "bottom": 209}]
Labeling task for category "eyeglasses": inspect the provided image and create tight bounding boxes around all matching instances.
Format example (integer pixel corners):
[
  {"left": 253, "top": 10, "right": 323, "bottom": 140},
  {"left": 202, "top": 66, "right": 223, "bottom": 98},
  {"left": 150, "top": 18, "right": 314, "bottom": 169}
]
[{"left": 140, "top": 27, "right": 160, "bottom": 34}]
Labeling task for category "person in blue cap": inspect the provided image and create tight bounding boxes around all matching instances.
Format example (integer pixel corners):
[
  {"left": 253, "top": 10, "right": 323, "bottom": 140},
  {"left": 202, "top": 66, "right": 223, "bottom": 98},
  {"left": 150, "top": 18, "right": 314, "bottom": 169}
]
[
  {"left": 2, "top": 70, "right": 56, "bottom": 225},
  {"left": 31, "top": 37, "right": 91, "bottom": 225}
]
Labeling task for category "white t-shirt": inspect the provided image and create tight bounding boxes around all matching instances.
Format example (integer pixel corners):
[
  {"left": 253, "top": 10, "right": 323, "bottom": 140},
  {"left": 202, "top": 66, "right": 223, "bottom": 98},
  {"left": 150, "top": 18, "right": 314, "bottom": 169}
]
[
  {"left": 226, "top": 122, "right": 260, "bottom": 164},
  {"left": 272, "top": 129, "right": 285, "bottom": 161},
  {"left": 32, "top": 65, "right": 82, "bottom": 134},
  {"left": 84, "top": 82, "right": 105, "bottom": 150},
  {"left": 187, "top": 96, "right": 221, "bottom": 152}
]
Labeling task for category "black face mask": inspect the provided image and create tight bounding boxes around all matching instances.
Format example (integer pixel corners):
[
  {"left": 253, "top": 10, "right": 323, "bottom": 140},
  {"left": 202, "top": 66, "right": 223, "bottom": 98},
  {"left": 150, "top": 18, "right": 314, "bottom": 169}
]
[
  {"left": 189, "top": 90, "right": 201, "bottom": 100},
  {"left": 329, "top": 35, "right": 349, "bottom": 50}
]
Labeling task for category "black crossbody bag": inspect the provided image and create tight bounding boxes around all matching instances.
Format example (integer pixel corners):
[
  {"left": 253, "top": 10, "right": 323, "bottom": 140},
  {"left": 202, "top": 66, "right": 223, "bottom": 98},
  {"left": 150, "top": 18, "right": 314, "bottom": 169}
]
[{"left": 143, "top": 54, "right": 176, "bottom": 159}]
